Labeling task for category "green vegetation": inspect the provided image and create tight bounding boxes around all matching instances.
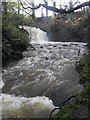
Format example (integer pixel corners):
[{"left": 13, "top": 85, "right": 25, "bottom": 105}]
[
  {"left": 52, "top": 53, "right": 90, "bottom": 119},
  {"left": 50, "top": 12, "right": 88, "bottom": 42},
  {"left": 76, "top": 53, "right": 90, "bottom": 105},
  {"left": 2, "top": 2, "right": 32, "bottom": 66},
  {"left": 1, "top": 1, "right": 90, "bottom": 119},
  {"left": 50, "top": 13, "right": 90, "bottom": 119}
]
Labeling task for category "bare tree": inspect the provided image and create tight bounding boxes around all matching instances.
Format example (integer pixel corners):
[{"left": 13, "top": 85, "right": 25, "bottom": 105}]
[{"left": 19, "top": 0, "right": 90, "bottom": 15}]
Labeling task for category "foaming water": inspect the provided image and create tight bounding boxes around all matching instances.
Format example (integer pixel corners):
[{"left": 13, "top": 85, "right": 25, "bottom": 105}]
[
  {"left": 2, "top": 42, "right": 88, "bottom": 118},
  {"left": 1, "top": 94, "right": 56, "bottom": 118},
  {"left": 1, "top": 80, "right": 56, "bottom": 118},
  {"left": 2, "top": 27, "right": 88, "bottom": 118},
  {"left": 22, "top": 26, "right": 49, "bottom": 44},
  {"left": 0, "top": 76, "right": 4, "bottom": 90},
  {"left": 0, "top": 74, "right": 3, "bottom": 120}
]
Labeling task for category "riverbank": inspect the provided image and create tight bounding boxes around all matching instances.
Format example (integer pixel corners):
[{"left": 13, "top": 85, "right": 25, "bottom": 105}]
[{"left": 52, "top": 52, "right": 89, "bottom": 119}]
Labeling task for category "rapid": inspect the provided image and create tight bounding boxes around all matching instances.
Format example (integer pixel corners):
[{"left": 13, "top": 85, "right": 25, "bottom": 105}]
[{"left": 1, "top": 26, "right": 88, "bottom": 118}]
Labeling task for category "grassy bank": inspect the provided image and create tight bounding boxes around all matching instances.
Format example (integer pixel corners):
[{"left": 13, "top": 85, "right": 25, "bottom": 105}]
[{"left": 52, "top": 53, "right": 90, "bottom": 119}]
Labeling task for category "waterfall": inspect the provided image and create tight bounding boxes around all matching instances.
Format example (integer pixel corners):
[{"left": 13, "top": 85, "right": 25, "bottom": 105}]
[
  {"left": 0, "top": 75, "right": 4, "bottom": 90},
  {"left": 22, "top": 26, "right": 49, "bottom": 44}
]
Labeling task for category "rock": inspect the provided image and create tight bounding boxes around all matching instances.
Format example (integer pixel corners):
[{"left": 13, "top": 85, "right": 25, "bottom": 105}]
[
  {"left": 63, "top": 44, "right": 67, "bottom": 47},
  {"left": 53, "top": 45, "right": 57, "bottom": 47},
  {"left": 60, "top": 58, "right": 70, "bottom": 65},
  {"left": 40, "top": 46, "right": 43, "bottom": 48},
  {"left": 45, "top": 57, "right": 49, "bottom": 60},
  {"left": 29, "top": 44, "right": 36, "bottom": 51},
  {"left": 49, "top": 51, "right": 53, "bottom": 53}
]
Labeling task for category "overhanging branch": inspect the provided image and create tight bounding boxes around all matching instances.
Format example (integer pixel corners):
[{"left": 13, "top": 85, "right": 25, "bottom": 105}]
[{"left": 20, "top": 0, "right": 90, "bottom": 14}]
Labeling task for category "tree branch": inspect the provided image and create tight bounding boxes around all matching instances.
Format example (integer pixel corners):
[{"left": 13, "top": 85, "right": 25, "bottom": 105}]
[
  {"left": 20, "top": 0, "right": 42, "bottom": 10},
  {"left": 20, "top": 1, "right": 90, "bottom": 14},
  {"left": 68, "top": 1, "right": 90, "bottom": 13},
  {"left": 20, "top": 8, "right": 32, "bottom": 16},
  {"left": 73, "top": 0, "right": 80, "bottom": 6}
]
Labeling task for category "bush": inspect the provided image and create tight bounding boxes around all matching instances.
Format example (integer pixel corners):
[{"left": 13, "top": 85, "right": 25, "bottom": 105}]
[
  {"left": 2, "top": 12, "right": 30, "bottom": 65},
  {"left": 2, "top": 39, "right": 13, "bottom": 58}
]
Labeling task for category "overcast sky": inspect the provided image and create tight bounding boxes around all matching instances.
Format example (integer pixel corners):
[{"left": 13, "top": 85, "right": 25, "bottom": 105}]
[
  {"left": 3, "top": 0, "right": 88, "bottom": 17},
  {"left": 33, "top": 0, "right": 88, "bottom": 6},
  {"left": 33, "top": 0, "right": 88, "bottom": 17},
  {"left": 21, "top": 0, "right": 88, "bottom": 17}
]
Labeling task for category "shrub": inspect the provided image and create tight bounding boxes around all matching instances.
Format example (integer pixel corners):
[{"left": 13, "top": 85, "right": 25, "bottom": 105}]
[
  {"left": 2, "top": 39, "right": 13, "bottom": 58},
  {"left": 2, "top": 12, "right": 30, "bottom": 65}
]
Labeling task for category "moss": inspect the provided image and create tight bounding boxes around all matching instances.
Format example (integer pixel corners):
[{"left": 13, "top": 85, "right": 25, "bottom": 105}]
[{"left": 58, "top": 102, "right": 76, "bottom": 119}]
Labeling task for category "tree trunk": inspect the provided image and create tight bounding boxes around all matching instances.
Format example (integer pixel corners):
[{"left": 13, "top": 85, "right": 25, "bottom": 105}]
[
  {"left": 2, "top": 2, "right": 8, "bottom": 14},
  {"left": 88, "top": 13, "right": 90, "bottom": 50},
  {"left": 18, "top": 2, "right": 20, "bottom": 14}
]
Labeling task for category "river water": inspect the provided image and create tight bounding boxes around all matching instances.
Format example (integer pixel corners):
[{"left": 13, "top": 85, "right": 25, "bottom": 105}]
[{"left": 1, "top": 26, "right": 88, "bottom": 118}]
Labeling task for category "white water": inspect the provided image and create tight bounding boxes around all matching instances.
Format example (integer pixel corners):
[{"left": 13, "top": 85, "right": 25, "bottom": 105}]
[
  {"left": 1, "top": 94, "right": 56, "bottom": 118},
  {"left": 0, "top": 74, "right": 3, "bottom": 90},
  {"left": 1, "top": 26, "right": 88, "bottom": 119},
  {"left": 1, "top": 80, "right": 57, "bottom": 118},
  {"left": 22, "top": 26, "right": 49, "bottom": 44},
  {"left": 0, "top": 73, "right": 3, "bottom": 120}
]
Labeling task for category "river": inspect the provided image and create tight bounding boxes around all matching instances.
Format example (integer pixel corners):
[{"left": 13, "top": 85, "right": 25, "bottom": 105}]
[{"left": 1, "top": 26, "right": 88, "bottom": 118}]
